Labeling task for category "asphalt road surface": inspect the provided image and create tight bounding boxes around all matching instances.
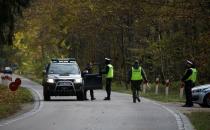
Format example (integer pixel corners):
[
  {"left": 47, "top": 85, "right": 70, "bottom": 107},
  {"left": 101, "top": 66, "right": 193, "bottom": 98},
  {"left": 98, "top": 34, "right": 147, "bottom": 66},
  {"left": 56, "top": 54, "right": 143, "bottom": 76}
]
[{"left": 0, "top": 76, "right": 181, "bottom": 130}]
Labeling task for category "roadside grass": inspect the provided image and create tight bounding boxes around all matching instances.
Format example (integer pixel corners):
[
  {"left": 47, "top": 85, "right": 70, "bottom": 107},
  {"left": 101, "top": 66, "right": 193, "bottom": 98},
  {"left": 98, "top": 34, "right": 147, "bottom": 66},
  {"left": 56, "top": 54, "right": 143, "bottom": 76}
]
[
  {"left": 0, "top": 85, "right": 33, "bottom": 119},
  {"left": 112, "top": 81, "right": 185, "bottom": 103},
  {"left": 186, "top": 112, "right": 210, "bottom": 130},
  {"left": 23, "top": 73, "right": 42, "bottom": 84},
  {"left": 112, "top": 82, "right": 131, "bottom": 94}
]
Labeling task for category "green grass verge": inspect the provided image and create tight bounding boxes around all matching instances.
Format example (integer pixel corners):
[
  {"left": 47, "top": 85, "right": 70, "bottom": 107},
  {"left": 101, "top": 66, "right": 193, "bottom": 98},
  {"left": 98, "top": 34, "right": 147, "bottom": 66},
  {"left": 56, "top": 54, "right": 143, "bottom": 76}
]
[
  {"left": 112, "top": 81, "right": 185, "bottom": 103},
  {"left": 0, "top": 85, "right": 33, "bottom": 119},
  {"left": 23, "top": 74, "right": 42, "bottom": 84},
  {"left": 186, "top": 112, "right": 210, "bottom": 130}
]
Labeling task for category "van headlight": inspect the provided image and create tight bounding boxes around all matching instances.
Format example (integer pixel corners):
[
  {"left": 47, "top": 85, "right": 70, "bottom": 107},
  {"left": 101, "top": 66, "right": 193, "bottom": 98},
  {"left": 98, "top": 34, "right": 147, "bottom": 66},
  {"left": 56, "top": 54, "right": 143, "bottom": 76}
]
[
  {"left": 47, "top": 78, "right": 54, "bottom": 83},
  {"left": 75, "top": 78, "right": 82, "bottom": 83}
]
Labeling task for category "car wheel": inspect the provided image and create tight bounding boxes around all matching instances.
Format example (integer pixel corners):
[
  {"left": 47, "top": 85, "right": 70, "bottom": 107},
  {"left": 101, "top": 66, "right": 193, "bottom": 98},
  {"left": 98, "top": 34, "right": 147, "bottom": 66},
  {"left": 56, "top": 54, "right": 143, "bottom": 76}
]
[
  {"left": 43, "top": 86, "right": 50, "bottom": 101},
  {"left": 76, "top": 89, "right": 84, "bottom": 101},
  {"left": 203, "top": 93, "right": 210, "bottom": 108}
]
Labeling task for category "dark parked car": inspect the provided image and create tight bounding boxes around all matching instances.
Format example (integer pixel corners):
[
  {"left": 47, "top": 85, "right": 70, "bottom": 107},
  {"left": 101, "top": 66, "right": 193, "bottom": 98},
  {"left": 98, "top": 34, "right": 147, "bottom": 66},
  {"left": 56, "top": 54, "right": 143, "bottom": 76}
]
[{"left": 2, "top": 67, "right": 13, "bottom": 74}]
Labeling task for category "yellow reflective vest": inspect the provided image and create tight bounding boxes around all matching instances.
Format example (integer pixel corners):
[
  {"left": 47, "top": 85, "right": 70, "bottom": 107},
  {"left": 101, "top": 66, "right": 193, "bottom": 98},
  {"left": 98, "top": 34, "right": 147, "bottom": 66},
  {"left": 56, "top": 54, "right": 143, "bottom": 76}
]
[
  {"left": 106, "top": 64, "right": 113, "bottom": 78},
  {"left": 131, "top": 67, "right": 142, "bottom": 81},
  {"left": 186, "top": 68, "right": 197, "bottom": 83}
]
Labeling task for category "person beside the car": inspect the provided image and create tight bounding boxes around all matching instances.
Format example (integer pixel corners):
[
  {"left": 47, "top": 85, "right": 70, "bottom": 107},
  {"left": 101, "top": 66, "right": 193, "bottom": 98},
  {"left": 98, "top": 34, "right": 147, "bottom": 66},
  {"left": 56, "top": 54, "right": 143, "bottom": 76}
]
[{"left": 181, "top": 60, "right": 198, "bottom": 107}]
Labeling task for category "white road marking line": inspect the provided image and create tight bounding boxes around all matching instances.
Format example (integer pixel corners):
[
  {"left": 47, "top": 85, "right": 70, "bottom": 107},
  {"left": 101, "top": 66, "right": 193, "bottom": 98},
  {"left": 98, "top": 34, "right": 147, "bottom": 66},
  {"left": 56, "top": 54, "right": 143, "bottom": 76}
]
[
  {"left": 98, "top": 91, "right": 191, "bottom": 130},
  {"left": 145, "top": 99, "right": 187, "bottom": 130},
  {"left": 0, "top": 87, "right": 43, "bottom": 127}
]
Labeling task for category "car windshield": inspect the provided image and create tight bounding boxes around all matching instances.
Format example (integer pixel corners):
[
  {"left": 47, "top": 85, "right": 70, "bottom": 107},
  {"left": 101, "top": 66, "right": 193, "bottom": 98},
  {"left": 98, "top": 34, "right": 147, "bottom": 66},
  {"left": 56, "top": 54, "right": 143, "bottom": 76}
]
[
  {"left": 5, "top": 67, "right": 12, "bottom": 71},
  {"left": 48, "top": 63, "right": 80, "bottom": 75}
]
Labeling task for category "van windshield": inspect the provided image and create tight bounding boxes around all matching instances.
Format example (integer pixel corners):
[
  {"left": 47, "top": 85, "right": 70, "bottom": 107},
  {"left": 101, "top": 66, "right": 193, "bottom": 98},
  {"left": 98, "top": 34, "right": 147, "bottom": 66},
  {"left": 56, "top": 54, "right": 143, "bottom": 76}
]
[{"left": 48, "top": 63, "right": 80, "bottom": 75}]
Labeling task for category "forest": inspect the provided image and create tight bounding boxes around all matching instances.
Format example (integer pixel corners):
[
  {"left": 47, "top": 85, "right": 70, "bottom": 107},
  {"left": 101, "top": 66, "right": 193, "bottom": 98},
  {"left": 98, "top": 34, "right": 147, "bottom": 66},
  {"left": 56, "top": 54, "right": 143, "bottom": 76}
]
[{"left": 0, "top": 0, "right": 210, "bottom": 83}]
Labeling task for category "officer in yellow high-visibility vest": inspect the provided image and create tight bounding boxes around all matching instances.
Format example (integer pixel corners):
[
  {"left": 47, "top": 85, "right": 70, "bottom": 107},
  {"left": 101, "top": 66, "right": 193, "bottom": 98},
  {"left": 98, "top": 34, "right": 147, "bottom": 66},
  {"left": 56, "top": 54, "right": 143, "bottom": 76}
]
[
  {"left": 128, "top": 60, "right": 148, "bottom": 103},
  {"left": 181, "top": 60, "right": 197, "bottom": 107},
  {"left": 101, "top": 58, "right": 113, "bottom": 100}
]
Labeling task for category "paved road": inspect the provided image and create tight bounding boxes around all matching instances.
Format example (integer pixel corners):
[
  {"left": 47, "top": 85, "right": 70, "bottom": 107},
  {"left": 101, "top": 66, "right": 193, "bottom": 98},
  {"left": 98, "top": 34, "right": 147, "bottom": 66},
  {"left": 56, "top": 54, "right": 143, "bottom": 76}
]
[{"left": 0, "top": 77, "right": 181, "bottom": 130}]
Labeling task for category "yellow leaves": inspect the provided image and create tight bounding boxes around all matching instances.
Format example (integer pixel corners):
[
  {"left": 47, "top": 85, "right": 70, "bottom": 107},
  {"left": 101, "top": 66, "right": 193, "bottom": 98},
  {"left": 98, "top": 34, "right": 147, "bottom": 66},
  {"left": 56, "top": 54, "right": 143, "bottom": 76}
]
[
  {"left": 62, "top": 27, "right": 68, "bottom": 34},
  {"left": 13, "top": 32, "right": 28, "bottom": 51},
  {"left": 14, "top": 32, "right": 24, "bottom": 44},
  {"left": 60, "top": 40, "right": 66, "bottom": 47},
  {"left": 22, "top": 62, "right": 29, "bottom": 66}
]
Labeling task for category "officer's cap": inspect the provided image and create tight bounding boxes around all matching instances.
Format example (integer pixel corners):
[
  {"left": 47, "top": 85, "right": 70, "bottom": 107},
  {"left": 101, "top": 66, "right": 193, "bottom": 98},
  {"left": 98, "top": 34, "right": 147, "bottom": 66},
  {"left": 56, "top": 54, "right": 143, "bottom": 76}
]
[
  {"left": 105, "top": 58, "right": 111, "bottom": 61},
  {"left": 186, "top": 60, "right": 193, "bottom": 65},
  {"left": 134, "top": 60, "right": 139, "bottom": 64}
]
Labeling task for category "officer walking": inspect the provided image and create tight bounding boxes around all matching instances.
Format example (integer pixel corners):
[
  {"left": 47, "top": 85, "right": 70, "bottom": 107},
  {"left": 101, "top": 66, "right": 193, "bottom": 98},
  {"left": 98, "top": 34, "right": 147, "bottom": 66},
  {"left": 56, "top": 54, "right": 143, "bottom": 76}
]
[
  {"left": 101, "top": 58, "right": 113, "bottom": 100},
  {"left": 83, "top": 62, "right": 96, "bottom": 100},
  {"left": 128, "top": 60, "right": 148, "bottom": 103},
  {"left": 181, "top": 60, "right": 197, "bottom": 107}
]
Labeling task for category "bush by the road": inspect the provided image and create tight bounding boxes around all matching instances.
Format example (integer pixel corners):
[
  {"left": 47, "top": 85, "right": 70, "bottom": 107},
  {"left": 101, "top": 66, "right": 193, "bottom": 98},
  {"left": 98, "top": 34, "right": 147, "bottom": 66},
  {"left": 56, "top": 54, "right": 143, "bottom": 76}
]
[{"left": 0, "top": 85, "right": 33, "bottom": 119}]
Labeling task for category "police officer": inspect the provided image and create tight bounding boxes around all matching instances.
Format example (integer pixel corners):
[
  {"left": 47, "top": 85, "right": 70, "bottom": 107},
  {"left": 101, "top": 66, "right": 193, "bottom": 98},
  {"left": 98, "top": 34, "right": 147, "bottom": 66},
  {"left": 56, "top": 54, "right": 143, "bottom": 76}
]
[
  {"left": 128, "top": 60, "right": 147, "bottom": 103},
  {"left": 102, "top": 58, "right": 113, "bottom": 100},
  {"left": 181, "top": 60, "right": 197, "bottom": 107},
  {"left": 83, "top": 62, "right": 96, "bottom": 100}
]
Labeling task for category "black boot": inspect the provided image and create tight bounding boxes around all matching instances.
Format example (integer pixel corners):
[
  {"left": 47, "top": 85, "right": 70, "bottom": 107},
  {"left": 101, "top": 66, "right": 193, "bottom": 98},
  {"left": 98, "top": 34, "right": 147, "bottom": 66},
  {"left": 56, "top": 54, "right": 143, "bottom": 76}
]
[
  {"left": 104, "top": 97, "right": 110, "bottom": 100},
  {"left": 137, "top": 97, "right": 141, "bottom": 102},
  {"left": 133, "top": 97, "right": 136, "bottom": 103},
  {"left": 91, "top": 97, "right": 96, "bottom": 100}
]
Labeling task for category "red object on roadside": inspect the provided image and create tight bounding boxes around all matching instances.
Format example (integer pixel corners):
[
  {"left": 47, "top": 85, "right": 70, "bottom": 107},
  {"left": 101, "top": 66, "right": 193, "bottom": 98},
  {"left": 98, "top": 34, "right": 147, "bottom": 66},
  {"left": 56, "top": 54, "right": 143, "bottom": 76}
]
[
  {"left": 1, "top": 76, "right": 5, "bottom": 80},
  {"left": 15, "top": 78, "right": 21, "bottom": 86},
  {"left": 165, "top": 79, "right": 170, "bottom": 87},
  {"left": 5, "top": 75, "right": 12, "bottom": 81},
  {"left": 9, "top": 76, "right": 12, "bottom": 81},
  {"left": 155, "top": 78, "right": 160, "bottom": 84},
  {"left": 180, "top": 82, "right": 185, "bottom": 88},
  {"left": 9, "top": 82, "right": 19, "bottom": 91},
  {"left": 143, "top": 80, "right": 148, "bottom": 84}
]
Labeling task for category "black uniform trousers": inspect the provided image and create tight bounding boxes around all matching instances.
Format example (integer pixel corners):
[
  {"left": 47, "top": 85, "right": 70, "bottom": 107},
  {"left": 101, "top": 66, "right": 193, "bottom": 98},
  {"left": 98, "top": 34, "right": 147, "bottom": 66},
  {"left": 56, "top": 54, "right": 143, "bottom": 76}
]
[
  {"left": 84, "top": 89, "right": 94, "bottom": 99},
  {"left": 184, "top": 81, "right": 195, "bottom": 106},
  {"left": 106, "top": 78, "right": 112, "bottom": 98},
  {"left": 131, "top": 80, "right": 142, "bottom": 102}
]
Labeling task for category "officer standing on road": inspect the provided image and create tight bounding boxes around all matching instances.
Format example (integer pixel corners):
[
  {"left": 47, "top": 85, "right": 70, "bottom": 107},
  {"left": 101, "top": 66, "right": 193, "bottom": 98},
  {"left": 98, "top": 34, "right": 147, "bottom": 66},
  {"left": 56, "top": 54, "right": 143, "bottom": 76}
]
[
  {"left": 83, "top": 62, "right": 96, "bottom": 100},
  {"left": 127, "top": 60, "right": 148, "bottom": 103},
  {"left": 181, "top": 60, "right": 197, "bottom": 107},
  {"left": 101, "top": 58, "right": 113, "bottom": 100}
]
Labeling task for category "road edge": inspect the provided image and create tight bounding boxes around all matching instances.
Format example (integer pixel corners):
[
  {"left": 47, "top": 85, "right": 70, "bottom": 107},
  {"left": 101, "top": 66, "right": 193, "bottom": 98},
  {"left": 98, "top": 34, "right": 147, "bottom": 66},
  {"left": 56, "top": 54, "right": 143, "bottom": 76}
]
[
  {"left": 0, "top": 87, "right": 43, "bottom": 127},
  {"left": 112, "top": 91, "right": 194, "bottom": 130},
  {"left": 143, "top": 98, "right": 194, "bottom": 130}
]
